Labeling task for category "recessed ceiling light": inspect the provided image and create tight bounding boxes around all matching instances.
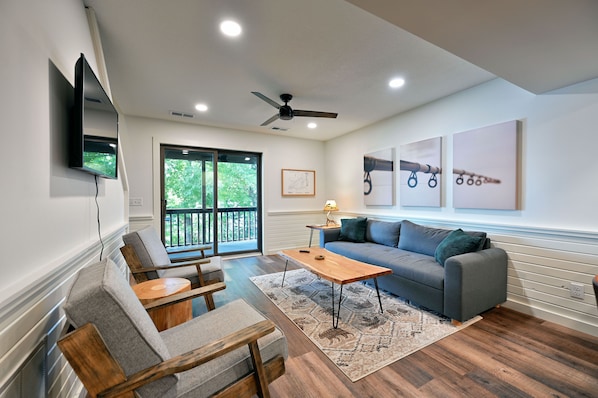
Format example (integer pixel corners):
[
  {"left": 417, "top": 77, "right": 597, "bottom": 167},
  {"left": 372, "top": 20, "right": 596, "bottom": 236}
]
[
  {"left": 307, "top": 122, "right": 317, "bottom": 129},
  {"left": 220, "top": 20, "right": 242, "bottom": 37},
  {"left": 389, "top": 78, "right": 405, "bottom": 88},
  {"left": 195, "top": 103, "right": 208, "bottom": 112}
]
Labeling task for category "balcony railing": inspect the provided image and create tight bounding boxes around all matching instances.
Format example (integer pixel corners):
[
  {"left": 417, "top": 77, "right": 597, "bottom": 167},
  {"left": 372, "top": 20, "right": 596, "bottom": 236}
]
[{"left": 164, "top": 207, "right": 258, "bottom": 249}]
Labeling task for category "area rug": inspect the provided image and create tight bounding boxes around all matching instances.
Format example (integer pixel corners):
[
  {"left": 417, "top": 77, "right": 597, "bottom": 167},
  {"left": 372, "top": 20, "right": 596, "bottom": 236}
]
[{"left": 250, "top": 269, "right": 481, "bottom": 381}]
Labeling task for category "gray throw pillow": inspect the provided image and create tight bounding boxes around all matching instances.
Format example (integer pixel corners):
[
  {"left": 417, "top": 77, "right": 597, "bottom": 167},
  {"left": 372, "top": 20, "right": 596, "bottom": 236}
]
[
  {"left": 339, "top": 217, "right": 368, "bottom": 243},
  {"left": 366, "top": 220, "right": 401, "bottom": 247},
  {"left": 434, "top": 228, "right": 483, "bottom": 265}
]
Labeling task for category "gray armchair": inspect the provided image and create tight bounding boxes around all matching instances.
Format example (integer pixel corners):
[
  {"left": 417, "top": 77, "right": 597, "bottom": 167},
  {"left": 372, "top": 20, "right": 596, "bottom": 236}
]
[
  {"left": 59, "top": 259, "right": 287, "bottom": 398},
  {"left": 121, "top": 226, "right": 224, "bottom": 310}
]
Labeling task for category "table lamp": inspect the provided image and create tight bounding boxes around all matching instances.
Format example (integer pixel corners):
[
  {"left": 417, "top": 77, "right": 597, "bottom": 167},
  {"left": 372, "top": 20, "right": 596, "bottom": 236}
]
[{"left": 323, "top": 200, "right": 339, "bottom": 226}]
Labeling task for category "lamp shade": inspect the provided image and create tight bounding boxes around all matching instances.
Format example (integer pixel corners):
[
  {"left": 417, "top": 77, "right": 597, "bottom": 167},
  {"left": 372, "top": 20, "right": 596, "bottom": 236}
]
[{"left": 323, "top": 200, "right": 338, "bottom": 211}]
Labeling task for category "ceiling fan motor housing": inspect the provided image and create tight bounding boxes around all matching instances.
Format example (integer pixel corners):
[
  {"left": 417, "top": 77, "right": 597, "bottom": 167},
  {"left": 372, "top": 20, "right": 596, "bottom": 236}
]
[{"left": 279, "top": 105, "right": 293, "bottom": 120}]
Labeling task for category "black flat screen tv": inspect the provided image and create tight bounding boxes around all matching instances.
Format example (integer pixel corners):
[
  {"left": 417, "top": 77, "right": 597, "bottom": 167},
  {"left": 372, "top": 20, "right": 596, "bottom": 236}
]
[{"left": 70, "top": 53, "right": 118, "bottom": 179}]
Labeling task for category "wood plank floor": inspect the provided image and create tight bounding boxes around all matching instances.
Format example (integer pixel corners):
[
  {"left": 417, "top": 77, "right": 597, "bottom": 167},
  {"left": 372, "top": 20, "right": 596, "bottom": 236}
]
[{"left": 196, "top": 255, "right": 598, "bottom": 398}]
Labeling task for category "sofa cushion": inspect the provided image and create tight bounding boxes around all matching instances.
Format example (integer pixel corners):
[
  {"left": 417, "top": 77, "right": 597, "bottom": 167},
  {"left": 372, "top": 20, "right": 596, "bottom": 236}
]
[
  {"left": 397, "top": 220, "right": 452, "bottom": 256},
  {"left": 339, "top": 217, "right": 367, "bottom": 242},
  {"left": 434, "top": 229, "right": 483, "bottom": 265},
  {"left": 366, "top": 220, "right": 401, "bottom": 247},
  {"left": 325, "top": 241, "right": 444, "bottom": 290}
]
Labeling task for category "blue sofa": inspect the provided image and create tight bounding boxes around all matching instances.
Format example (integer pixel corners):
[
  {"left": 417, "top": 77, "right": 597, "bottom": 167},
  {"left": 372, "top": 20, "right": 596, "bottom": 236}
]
[{"left": 320, "top": 219, "right": 508, "bottom": 322}]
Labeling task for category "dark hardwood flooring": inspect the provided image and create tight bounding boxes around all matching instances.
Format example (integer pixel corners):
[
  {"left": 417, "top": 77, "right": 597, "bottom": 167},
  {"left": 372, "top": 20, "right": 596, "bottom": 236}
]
[{"left": 195, "top": 255, "right": 598, "bottom": 398}]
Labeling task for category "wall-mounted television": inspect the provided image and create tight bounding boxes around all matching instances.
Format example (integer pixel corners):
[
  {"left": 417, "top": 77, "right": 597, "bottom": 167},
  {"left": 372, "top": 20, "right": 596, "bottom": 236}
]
[{"left": 70, "top": 53, "right": 118, "bottom": 179}]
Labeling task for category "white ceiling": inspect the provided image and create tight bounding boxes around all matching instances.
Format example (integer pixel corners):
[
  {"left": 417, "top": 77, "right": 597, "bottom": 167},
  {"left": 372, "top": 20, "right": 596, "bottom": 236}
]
[{"left": 83, "top": 0, "right": 598, "bottom": 141}]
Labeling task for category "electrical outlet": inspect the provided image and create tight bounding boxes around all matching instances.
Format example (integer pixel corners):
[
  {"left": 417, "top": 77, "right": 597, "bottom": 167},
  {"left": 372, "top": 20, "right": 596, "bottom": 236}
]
[
  {"left": 129, "top": 197, "right": 143, "bottom": 206},
  {"left": 569, "top": 282, "right": 585, "bottom": 299}
]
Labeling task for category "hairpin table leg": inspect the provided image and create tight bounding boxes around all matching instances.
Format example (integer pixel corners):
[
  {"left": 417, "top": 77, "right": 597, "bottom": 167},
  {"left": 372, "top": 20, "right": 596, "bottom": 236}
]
[
  {"left": 281, "top": 259, "right": 288, "bottom": 287},
  {"left": 331, "top": 283, "right": 343, "bottom": 329}
]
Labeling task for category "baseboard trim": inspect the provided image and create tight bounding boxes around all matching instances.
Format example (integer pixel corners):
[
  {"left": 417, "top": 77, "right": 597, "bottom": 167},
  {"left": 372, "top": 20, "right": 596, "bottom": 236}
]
[{"left": 503, "top": 299, "right": 598, "bottom": 337}]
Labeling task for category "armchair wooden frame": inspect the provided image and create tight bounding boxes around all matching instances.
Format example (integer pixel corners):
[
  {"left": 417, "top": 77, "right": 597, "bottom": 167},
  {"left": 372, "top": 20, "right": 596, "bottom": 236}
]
[
  {"left": 166, "top": 244, "right": 212, "bottom": 263},
  {"left": 120, "top": 245, "right": 219, "bottom": 310},
  {"left": 58, "top": 282, "right": 284, "bottom": 398}
]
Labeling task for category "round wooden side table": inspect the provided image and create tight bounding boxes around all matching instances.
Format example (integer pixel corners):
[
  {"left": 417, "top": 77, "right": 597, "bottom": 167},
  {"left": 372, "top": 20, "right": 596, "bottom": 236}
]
[{"left": 132, "top": 277, "right": 191, "bottom": 331}]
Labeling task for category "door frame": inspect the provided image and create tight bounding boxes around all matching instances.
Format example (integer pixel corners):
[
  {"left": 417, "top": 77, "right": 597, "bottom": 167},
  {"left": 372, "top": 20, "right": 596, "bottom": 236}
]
[{"left": 160, "top": 144, "right": 262, "bottom": 255}]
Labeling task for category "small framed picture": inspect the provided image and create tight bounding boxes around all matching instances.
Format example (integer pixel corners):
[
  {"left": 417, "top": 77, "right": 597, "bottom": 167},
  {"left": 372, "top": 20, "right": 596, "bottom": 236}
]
[{"left": 281, "top": 169, "right": 316, "bottom": 196}]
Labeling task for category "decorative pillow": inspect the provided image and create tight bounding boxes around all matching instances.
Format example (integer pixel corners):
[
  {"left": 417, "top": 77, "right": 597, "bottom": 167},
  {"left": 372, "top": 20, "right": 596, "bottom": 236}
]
[
  {"left": 434, "top": 228, "right": 483, "bottom": 265},
  {"left": 339, "top": 217, "right": 368, "bottom": 243},
  {"left": 366, "top": 220, "right": 401, "bottom": 247},
  {"left": 398, "top": 220, "right": 452, "bottom": 256}
]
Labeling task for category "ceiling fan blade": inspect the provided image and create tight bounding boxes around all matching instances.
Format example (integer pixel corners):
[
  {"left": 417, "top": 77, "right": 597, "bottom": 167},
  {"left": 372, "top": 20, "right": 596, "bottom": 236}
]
[
  {"left": 260, "top": 114, "right": 280, "bottom": 126},
  {"left": 251, "top": 92, "right": 281, "bottom": 109},
  {"left": 293, "top": 110, "right": 338, "bottom": 119}
]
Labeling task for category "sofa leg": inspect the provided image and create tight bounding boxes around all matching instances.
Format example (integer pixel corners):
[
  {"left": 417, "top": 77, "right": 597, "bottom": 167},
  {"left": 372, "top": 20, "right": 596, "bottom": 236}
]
[{"left": 451, "top": 319, "right": 462, "bottom": 326}]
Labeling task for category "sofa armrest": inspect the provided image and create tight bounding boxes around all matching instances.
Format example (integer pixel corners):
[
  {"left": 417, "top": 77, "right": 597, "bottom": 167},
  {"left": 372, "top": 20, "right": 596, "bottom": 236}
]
[
  {"left": 443, "top": 248, "right": 508, "bottom": 322},
  {"left": 319, "top": 228, "right": 341, "bottom": 247}
]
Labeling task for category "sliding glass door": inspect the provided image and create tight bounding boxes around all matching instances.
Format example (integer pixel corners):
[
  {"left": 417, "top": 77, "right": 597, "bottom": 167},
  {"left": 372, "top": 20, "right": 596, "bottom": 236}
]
[{"left": 161, "top": 145, "right": 261, "bottom": 255}]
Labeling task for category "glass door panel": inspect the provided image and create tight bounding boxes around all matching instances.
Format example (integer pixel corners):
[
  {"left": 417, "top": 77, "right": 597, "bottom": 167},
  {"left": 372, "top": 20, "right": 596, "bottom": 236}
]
[{"left": 216, "top": 151, "right": 260, "bottom": 254}]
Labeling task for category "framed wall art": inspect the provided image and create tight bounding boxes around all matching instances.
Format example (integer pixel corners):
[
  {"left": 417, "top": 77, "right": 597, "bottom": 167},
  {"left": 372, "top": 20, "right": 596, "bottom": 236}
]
[
  {"left": 453, "top": 120, "right": 520, "bottom": 210},
  {"left": 400, "top": 137, "right": 442, "bottom": 207},
  {"left": 364, "top": 148, "right": 395, "bottom": 206},
  {"left": 281, "top": 169, "right": 316, "bottom": 196}
]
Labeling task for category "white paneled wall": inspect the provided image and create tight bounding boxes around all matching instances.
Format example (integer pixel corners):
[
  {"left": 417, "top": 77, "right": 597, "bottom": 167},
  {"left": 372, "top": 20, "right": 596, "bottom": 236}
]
[
  {"left": 493, "top": 232, "right": 598, "bottom": 335},
  {"left": 264, "top": 211, "right": 329, "bottom": 254},
  {"left": 432, "top": 220, "right": 597, "bottom": 336},
  {"left": 0, "top": 226, "right": 128, "bottom": 398}
]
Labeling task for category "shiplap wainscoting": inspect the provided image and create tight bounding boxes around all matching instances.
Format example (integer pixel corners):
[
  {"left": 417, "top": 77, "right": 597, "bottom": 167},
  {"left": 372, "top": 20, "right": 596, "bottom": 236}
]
[
  {"left": 493, "top": 230, "right": 598, "bottom": 336},
  {"left": 0, "top": 225, "right": 128, "bottom": 398},
  {"left": 264, "top": 210, "right": 329, "bottom": 254},
  {"left": 128, "top": 215, "right": 155, "bottom": 234}
]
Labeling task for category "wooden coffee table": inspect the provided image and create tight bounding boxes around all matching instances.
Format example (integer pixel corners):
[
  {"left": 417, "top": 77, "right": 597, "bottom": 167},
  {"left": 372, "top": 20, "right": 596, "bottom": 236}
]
[{"left": 279, "top": 248, "right": 392, "bottom": 328}]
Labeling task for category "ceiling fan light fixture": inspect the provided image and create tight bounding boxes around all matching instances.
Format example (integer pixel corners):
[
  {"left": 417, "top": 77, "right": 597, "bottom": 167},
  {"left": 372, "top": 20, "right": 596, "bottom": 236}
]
[
  {"left": 220, "top": 20, "right": 242, "bottom": 37},
  {"left": 307, "top": 122, "right": 317, "bottom": 129},
  {"left": 389, "top": 77, "right": 405, "bottom": 88}
]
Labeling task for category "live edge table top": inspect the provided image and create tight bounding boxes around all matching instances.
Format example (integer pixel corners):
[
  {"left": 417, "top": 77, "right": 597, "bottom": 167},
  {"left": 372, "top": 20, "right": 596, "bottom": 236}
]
[{"left": 279, "top": 247, "right": 392, "bottom": 285}]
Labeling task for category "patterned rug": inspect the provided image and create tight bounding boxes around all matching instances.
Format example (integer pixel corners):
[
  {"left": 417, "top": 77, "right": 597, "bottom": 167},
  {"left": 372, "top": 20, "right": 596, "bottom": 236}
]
[{"left": 250, "top": 269, "right": 481, "bottom": 381}]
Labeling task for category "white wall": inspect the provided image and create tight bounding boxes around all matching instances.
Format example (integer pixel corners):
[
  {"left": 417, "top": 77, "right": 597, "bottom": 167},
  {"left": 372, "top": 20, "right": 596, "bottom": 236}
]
[
  {"left": 0, "top": 0, "right": 125, "bottom": 302},
  {"left": 325, "top": 78, "right": 598, "bottom": 336},
  {"left": 0, "top": 0, "right": 127, "bottom": 395},
  {"left": 123, "top": 115, "right": 328, "bottom": 251},
  {"left": 326, "top": 78, "right": 598, "bottom": 229}
]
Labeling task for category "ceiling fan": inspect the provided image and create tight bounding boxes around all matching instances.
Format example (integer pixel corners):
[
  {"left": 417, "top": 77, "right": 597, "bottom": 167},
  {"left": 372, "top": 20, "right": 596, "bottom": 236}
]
[{"left": 251, "top": 92, "right": 338, "bottom": 126}]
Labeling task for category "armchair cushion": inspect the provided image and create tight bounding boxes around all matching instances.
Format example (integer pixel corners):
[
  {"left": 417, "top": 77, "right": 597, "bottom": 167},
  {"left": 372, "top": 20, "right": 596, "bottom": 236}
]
[
  {"left": 162, "top": 299, "right": 288, "bottom": 397},
  {"left": 159, "top": 256, "right": 224, "bottom": 285},
  {"left": 122, "top": 226, "right": 224, "bottom": 285},
  {"left": 122, "top": 227, "right": 169, "bottom": 278},
  {"left": 64, "top": 259, "right": 177, "bottom": 397}
]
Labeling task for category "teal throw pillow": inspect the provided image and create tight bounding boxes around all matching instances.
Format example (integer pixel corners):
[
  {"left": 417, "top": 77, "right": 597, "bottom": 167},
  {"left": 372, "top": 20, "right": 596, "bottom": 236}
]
[
  {"left": 434, "top": 228, "right": 483, "bottom": 265},
  {"left": 339, "top": 217, "right": 368, "bottom": 243}
]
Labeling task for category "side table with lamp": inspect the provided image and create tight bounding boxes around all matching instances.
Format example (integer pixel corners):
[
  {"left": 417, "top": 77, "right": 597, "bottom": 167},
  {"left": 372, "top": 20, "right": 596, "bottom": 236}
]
[{"left": 306, "top": 199, "right": 340, "bottom": 247}]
